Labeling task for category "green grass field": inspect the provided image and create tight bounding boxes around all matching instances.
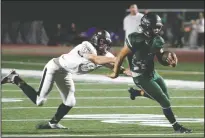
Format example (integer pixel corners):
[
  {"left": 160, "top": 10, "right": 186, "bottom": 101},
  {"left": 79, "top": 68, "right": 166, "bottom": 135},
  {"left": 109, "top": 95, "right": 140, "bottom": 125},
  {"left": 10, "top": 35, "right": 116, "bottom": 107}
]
[
  {"left": 1, "top": 54, "right": 204, "bottom": 137},
  {"left": 1, "top": 77, "right": 204, "bottom": 137}
]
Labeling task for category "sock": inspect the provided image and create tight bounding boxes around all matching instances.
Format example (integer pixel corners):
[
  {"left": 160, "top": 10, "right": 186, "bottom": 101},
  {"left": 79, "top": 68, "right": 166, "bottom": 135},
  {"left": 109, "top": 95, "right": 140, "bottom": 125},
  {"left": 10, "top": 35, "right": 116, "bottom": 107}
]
[
  {"left": 50, "top": 103, "right": 72, "bottom": 124},
  {"left": 14, "top": 76, "right": 38, "bottom": 104},
  {"left": 162, "top": 107, "right": 180, "bottom": 129}
]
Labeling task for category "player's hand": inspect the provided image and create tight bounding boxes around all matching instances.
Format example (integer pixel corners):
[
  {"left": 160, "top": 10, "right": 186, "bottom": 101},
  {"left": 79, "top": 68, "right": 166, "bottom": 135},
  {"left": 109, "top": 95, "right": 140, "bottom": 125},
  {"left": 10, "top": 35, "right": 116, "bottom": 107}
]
[
  {"left": 123, "top": 68, "right": 132, "bottom": 77},
  {"left": 107, "top": 72, "right": 118, "bottom": 79},
  {"left": 166, "top": 52, "right": 178, "bottom": 67}
]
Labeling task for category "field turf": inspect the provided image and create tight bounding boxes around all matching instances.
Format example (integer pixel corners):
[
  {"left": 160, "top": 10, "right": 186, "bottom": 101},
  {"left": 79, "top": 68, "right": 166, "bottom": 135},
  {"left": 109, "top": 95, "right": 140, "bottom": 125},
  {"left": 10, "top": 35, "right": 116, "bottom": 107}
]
[{"left": 1, "top": 54, "right": 204, "bottom": 137}]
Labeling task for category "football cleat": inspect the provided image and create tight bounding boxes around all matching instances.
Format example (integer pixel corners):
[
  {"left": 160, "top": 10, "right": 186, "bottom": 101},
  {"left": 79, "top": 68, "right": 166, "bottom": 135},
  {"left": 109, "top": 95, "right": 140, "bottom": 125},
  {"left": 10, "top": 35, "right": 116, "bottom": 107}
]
[
  {"left": 1, "top": 70, "right": 19, "bottom": 84},
  {"left": 128, "top": 87, "right": 136, "bottom": 100},
  {"left": 36, "top": 122, "right": 68, "bottom": 129},
  {"left": 174, "top": 124, "right": 192, "bottom": 133},
  {"left": 128, "top": 87, "right": 143, "bottom": 100}
]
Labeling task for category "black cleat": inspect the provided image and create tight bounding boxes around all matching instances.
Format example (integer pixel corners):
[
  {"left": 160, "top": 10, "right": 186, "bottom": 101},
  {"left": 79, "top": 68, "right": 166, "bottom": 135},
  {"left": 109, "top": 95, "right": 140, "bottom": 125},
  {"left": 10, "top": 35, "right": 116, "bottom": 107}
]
[
  {"left": 1, "top": 70, "right": 19, "bottom": 84},
  {"left": 128, "top": 87, "right": 136, "bottom": 100},
  {"left": 128, "top": 87, "right": 142, "bottom": 100},
  {"left": 36, "top": 122, "right": 68, "bottom": 129},
  {"left": 174, "top": 124, "right": 192, "bottom": 133}
]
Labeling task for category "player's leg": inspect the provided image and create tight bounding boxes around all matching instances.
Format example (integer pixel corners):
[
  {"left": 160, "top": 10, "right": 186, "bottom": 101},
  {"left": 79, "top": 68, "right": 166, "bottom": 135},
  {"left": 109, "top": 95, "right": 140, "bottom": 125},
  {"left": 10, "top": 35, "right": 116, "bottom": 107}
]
[
  {"left": 1, "top": 70, "right": 38, "bottom": 104},
  {"left": 50, "top": 72, "right": 75, "bottom": 125},
  {"left": 37, "top": 71, "right": 75, "bottom": 129},
  {"left": 155, "top": 75, "right": 170, "bottom": 99},
  {"left": 128, "top": 77, "right": 153, "bottom": 100},
  {"left": 136, "top": 76, "right": 192, "bottom": 133},
  {"left": 35, "top": 60, "right": 58, "bottom": 106},
  {"left": 128, "top": 87, "right": 152, "bottom": 100},
  {"left": 1, "top": 59, "right": 58, "bottom": 106},
  {"left": 128, "top": 73, "right": 169, "bottom": 100}
]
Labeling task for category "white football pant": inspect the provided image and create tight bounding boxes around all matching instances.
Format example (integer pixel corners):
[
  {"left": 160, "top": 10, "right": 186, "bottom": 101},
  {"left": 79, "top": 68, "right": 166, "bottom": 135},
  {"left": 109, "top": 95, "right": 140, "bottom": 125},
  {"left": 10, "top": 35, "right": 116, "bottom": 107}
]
[{"left": 36, "top": 59, "right": 76, "bottom": 107}]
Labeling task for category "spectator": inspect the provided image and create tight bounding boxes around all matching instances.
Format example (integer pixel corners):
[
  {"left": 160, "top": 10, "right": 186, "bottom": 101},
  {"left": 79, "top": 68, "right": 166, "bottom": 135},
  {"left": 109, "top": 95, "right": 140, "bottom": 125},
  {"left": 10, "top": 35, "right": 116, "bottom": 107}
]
[
  {"left": 196, "top": 12, "right": 204, "bottom": 47},
  {"left": 171, "top": 13, "right": 184, "bottom": 48},
  {"left": 189, "top": 20, "right": 198, "bottom": 49},
  {"left": 144, "top": 9, "right": 149, "bottom": 14},
  {"left": 123, "top": 4, "right": 143, "bottom": 67},
  {"left": 66, "top": 23, "right": 79, "bottom": 45},
  {"left": 55, "top": 24, "right": 64, "bottom": 45},
  {"left": 123, "top": 4, "right": 144, "bottom": 39},
  {"left": 48, "top": 23, "right": 65, "bottom": 46}
]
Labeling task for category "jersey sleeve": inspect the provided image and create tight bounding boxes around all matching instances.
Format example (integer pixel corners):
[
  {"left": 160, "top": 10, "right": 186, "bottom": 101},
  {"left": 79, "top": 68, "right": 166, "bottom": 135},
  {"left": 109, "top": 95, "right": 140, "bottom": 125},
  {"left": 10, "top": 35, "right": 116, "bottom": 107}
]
[
  {"left": 78, "top": 41, "right": 97, "bottom": 58},
  {"left": 125, "top": 33, "right": 140, "bottom": 52},
  {"left": 104, "top": 51, "right": 115, "bottom": 58}
]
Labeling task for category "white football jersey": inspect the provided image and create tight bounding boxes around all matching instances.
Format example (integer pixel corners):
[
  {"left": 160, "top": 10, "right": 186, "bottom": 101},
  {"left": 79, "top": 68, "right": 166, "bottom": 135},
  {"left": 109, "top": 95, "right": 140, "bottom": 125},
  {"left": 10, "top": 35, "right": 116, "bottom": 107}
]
[{"left": 58, "top": 41, "right": 114, "bottom": 74}]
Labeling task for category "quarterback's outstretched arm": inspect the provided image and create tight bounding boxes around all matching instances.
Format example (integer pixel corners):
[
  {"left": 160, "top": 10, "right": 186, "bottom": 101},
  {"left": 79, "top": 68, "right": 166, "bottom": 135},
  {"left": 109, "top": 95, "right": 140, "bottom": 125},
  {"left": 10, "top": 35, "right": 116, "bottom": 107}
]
[{"left": 108, "top": 45, "right": 132, "bottom": 78}]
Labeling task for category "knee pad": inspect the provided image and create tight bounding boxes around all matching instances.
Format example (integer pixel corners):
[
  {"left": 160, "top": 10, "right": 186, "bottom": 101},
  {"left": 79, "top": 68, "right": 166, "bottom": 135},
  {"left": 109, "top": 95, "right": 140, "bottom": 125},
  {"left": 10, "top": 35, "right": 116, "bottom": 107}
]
[
  {"left": 64, "top": 95, "right": 76, "bottom": 107},
  {"left": 36, "top": 96, "right": 47, "bottom": 106}
]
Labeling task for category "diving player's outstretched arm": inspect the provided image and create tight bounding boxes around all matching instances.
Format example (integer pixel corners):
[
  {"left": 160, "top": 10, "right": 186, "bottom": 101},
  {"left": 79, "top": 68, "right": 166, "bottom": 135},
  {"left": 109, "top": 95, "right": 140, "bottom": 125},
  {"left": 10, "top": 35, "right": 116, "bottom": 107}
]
[
  {"left": 85, "top": 54, "right": 116, "bottom": 65},
  {"left": 102, "top": 52, "right": 131, "bottom": 76},
  {"left": 108, "top": 45, "right": 132, "bottom": 79}
]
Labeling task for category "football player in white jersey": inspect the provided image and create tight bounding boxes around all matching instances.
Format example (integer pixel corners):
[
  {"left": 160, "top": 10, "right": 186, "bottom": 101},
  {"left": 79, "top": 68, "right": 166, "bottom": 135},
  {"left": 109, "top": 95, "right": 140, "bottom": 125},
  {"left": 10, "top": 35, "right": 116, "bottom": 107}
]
[{"left": 1, "top": 30, "right": 129, "bottom": 129}]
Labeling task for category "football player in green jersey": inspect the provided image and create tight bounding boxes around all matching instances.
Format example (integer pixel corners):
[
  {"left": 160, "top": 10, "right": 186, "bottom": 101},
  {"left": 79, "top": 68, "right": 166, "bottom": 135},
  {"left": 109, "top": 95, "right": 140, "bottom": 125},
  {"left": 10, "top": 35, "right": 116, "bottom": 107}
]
[{"left": 108, "top": 13, "right": 192, "bottom": 133}]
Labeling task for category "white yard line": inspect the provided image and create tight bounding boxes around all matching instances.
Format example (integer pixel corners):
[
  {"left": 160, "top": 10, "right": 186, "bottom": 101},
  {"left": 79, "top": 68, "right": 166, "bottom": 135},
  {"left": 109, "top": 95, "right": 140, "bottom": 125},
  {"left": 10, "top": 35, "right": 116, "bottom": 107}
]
[
  {"left": 2, "top": 61, "right": 204, "bottom": 74},
  {"left": 2, "top": 61, "right": 45, "bottom": 66},
  {"left": 4, "top": 82, "right": 131, "bottom": 85},
  {"left": 2, "top": 89, "right": 204, "bottom": 92},
  {"left": 2, "top": 68, "right": 204, "bottom": 90},
  {"left": 2, "top": 96, "right": 204, "bottom": 100},
  {"left": 2, "top": 105, "right": 204, "bottom": 110},
  {"left": 2, "top": 89, "right": 127, "bottom": 92},
  {"left": 2, "top": 133, "right": 204, "bottom": 137},
  {"left": 1, "top": 119, "right": 107, "bottom": 121}
]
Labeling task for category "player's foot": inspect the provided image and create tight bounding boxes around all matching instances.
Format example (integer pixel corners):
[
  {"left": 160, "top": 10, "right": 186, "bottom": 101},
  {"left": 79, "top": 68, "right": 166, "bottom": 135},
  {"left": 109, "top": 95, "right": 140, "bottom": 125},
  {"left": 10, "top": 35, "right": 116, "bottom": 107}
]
[
  {"left": 173, "top": 124, "right": 192, "bottom": 133},
  {"left": 36, "top": 122, "right": 68, "bottom": 129},
  {"left": 128, "top": 87, "right": 142, "bottom": 100},
  {"left": 1, "top": 70, "right": 19, "bottom": 84}
]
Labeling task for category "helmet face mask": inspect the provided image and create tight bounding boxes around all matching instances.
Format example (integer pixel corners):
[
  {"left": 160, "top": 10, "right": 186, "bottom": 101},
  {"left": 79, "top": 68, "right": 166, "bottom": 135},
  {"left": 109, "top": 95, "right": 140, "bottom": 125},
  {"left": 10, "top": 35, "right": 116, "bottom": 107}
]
[
  {"left": 98, "top": 38, "right": 111, "bottom": 54},
  {"left": 152, "top": 24, "right": 163, "bottom": 35},
  {"left": 91, "top": 30, "right": 112, "bottom": 55},
  {"left": 140, "top": 13, "right": 163, "bottom": 37}
]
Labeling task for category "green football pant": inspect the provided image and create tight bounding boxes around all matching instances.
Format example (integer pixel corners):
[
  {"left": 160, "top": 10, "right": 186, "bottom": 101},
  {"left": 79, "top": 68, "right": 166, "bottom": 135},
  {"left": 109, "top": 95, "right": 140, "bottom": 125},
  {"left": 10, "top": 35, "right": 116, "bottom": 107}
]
[{"left": 133, "top": 73, "right": 170, "bottom": 108}]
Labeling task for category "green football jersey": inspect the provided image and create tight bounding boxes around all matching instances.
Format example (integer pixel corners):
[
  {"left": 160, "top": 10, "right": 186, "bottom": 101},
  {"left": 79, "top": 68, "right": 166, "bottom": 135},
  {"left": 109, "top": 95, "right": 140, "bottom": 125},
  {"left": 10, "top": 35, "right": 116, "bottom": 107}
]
[{"left": 125, "top": 31, "right": 165, "bottom": 77}]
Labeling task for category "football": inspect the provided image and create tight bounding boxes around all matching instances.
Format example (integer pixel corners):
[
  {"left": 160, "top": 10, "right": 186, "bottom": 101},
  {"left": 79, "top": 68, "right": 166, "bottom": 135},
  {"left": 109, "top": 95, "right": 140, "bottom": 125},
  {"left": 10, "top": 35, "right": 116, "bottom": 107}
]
[{"left": 161, "top": 51, "right": 177, "bottom": 67}]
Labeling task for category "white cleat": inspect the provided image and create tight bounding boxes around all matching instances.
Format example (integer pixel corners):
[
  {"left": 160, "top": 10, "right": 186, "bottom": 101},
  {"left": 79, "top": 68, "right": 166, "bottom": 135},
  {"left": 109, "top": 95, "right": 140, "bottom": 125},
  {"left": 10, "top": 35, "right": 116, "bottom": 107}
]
[
  {"left": 1, "top": 70, "right": 19, "bottom": 84},
  {"left": 36, "top": 122, "right": 68, "bottom": 129}
]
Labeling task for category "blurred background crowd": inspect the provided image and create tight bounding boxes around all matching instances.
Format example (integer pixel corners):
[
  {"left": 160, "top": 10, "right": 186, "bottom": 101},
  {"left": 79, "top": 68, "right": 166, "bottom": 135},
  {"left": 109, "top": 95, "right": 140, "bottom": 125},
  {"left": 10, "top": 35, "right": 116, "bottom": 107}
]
[{"left": 1, "top": 2, "right": 204, "bottom": 49}]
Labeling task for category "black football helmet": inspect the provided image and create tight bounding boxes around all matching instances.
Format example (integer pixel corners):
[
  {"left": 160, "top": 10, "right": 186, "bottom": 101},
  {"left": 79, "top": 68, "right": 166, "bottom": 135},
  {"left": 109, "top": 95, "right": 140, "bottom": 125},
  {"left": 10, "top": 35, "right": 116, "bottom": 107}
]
[
  {"left": 90, "top": 30, "right": 112, "bottom": 55},
  {"left": 140, "top": 13, "right": 163, "bottom": 37}
]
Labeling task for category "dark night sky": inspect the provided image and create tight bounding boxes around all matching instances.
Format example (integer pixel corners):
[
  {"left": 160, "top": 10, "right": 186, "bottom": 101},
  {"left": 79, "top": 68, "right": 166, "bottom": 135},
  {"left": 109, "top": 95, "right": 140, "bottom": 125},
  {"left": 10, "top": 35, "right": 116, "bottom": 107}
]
[{"left": 2, "top": 1, "right": 204, "bottom": 30}]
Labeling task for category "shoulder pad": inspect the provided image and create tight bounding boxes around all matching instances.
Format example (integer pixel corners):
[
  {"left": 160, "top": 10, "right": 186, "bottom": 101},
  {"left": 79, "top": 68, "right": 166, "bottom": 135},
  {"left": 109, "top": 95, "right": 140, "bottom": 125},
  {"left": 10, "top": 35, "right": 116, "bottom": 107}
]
[
  {"left": 153, "top": 36, "right": 165, "bottom": 45},
  {"left": 128, "top": 32, "right": 146, "bottom": 43},
  {"left": 152, "top": 36, "right": 165, "bottom": 48},
  {"left": 81, "top": 41, "right": 97, "bottom": 55}
]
